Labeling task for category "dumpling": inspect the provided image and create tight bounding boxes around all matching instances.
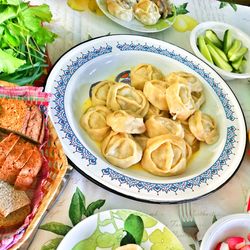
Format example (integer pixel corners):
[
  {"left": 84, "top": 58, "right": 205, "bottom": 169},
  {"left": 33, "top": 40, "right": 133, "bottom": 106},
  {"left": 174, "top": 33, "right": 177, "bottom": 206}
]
[
  {"left": 165, "top": 71, "right": 205, "bottom": 109},
  {"left": 101, "top": 131, "right": 143, "bottom": 168},
  {"left": 133, "top": 133, "right": 149, "bottom": 150},
  {"left": 145, "top": 115, "right": 184, "bottom": 138},
  {"left": 133, "top": 0, "right": 161, "bottom": 25},
  {"left": 131, "top": 64, "right": 164, "bottom": 90},
  {"left": 185, "top": 142, "right": 193, "bottom": 161},
  {"left": 106, "top": 0, "right": 135, "bottom": 22},
  {"left": 144, "top": 104, "right": 169, "bottom": 120},
  {"left": 165, "top": 83, "right": 196, "bottom": 121},
  {"left": 91, "top": 80, "right": 116, "bottom": 106},
  {"left": 106, "top": 83, "right": 149, "bottom": 117},
  {"left": 116, "top": 244, "right": 142, "bottom": 250},
  {"left": 141, "top": 134, "right": 187, "bottom": 176},
  {"left": 151, "top": 0, "right": 172, "bottom": 18},
  {"left": 106, "top": 110, "right": 146, "bottom": 134},
  {"left": 181, "top": 121, "right": 200, "bottom": 153},
  {"left": 143, "top": 79, "right": 170, "bottom": 110},
  {"left": 80, "top": 106, "right": 111, "bottom": 142},
  {"left": 188, "top": 110, "right": 219, "bottom": 145}
]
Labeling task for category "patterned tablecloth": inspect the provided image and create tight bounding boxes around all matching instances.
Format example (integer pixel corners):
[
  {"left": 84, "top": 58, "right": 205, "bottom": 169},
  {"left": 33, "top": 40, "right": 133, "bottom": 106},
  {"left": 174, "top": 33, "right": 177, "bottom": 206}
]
[{"left": 28, "top": 0, "right": 250, "bottom": 249}]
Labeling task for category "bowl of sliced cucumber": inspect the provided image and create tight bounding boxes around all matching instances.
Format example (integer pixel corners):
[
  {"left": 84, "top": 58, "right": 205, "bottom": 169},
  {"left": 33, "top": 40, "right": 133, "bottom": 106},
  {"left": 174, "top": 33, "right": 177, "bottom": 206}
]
[{"left": 190, "top": 21, "right": 250, "bottom": 80}]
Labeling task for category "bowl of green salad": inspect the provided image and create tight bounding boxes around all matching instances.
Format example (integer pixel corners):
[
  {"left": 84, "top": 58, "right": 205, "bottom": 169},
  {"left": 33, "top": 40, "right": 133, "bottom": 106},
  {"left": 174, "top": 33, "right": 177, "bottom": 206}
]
[{"left": 190, "top": 21, "right": 250, "bottom": 81}]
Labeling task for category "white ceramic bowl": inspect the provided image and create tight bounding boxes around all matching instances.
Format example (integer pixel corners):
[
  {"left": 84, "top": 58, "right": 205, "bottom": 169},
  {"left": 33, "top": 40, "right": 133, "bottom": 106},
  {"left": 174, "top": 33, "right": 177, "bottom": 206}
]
[
  {"left": 200, "top": 213, "right": 250, "bottom": 250},
  {"left": 190, "top": 21, "right": 250, "bottom": 80}
]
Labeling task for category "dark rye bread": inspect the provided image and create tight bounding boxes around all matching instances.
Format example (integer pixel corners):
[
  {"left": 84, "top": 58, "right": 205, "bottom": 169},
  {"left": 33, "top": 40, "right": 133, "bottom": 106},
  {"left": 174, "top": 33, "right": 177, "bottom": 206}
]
[{"left": 0, "top": 98, "right": 44, "bottom": 144}]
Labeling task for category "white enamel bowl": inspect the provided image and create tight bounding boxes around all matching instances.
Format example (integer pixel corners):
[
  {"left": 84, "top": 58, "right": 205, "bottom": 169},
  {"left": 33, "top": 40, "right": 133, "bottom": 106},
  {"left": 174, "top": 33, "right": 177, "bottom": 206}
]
[
  {"left": 46, "top": 35, "right": 246, "bottom": 203},
  {"left": 200, "top": 213, "right": 250, "bottom": 250},
  {"left": 190, "top": 21, "right": 250, "bottom": 81}
]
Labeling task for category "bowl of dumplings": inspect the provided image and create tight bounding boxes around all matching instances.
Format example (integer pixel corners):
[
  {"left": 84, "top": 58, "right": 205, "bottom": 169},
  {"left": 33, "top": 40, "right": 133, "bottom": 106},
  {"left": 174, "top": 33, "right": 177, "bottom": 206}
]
[
  {"left": 46, "top": 34, "right": 246, "bottom": 203},
  {"left": 96, "top": 0, "right": 176, "bottom": 33},
  {"left": 80, "top": 65, "right": 219, "bottom": 177}
]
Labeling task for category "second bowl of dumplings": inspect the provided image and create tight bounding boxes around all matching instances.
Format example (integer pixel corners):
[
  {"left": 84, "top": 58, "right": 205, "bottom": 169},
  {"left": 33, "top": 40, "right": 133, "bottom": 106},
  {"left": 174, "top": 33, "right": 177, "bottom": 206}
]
[{"left": 96, "top": 0, "right": 176, "bottom": 33}]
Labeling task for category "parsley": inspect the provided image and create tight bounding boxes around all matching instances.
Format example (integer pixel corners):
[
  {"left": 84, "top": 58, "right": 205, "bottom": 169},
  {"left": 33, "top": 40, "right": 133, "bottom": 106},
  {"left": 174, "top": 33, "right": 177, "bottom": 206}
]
[{"left": 0, "top": 0, "right": 56, "bottom": 85}]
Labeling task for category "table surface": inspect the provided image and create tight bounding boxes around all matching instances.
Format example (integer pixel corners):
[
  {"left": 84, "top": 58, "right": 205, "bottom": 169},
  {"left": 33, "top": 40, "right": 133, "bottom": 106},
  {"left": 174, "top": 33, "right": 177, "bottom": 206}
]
[{"left": 27, "top": 0, "right": 250, "bottom": 249}]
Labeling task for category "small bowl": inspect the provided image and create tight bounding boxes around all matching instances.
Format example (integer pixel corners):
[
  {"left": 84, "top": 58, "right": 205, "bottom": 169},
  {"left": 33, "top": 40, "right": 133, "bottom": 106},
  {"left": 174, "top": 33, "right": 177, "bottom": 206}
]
[
  {"left": 190, "top": 21, "right": 250, "bottom": 80},
  {"left": 200, "top": 213, "right": 250, "bottom": 250}
]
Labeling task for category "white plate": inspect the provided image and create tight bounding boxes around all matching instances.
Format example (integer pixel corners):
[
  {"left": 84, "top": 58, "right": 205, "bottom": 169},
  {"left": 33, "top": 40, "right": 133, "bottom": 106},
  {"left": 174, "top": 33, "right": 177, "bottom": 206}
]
[
  {"left": 96, "top": 0, "right": 176, "bottom": 33},
  {"left": 57, "top": 209, "right": 184, "bottom": 250},
  {"left": 46, "top": 35, "right": 246, "bottom": 203}
]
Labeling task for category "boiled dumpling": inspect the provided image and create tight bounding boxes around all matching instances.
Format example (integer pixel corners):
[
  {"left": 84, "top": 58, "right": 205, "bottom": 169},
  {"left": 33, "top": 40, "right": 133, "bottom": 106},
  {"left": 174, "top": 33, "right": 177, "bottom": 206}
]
[
  {"left": 107, "top": 0, "right": 135, "bottom": 22},
  {"left": 101, "top": 131, "right": 143, "bottom": 168},
  {"left": 143, "top": 79, "right": 170, "bottom": 110},
  {"left": 145, "top": 104, "right": 169, "bottom": 120},
  {"left": 80, "top": 106, "right": 111, "bottom": 142},
  {"left": 131, "top": 64, "right": 164, "bottom": 90},
  {"left": 145, "top": 116, "right": 184, "bottom": 138},
  {"left": 165, "top": 83, "right": 196, "bottom": 121},
  {"left": 185, "top": 142, "right": 193, "bottom": 161},
  {"left": 133, "top": 0, "right": 161, "bottom": 25},
  {"left": 141, "top": 134, "right": 187, "bottom": 176},
  {"left": 188, "top": 110, "right": 219, "bottom": 144},
  {"left": 133, "top": 133, "right": 149, "bottom": 150},
  {"left": 91, "top": 80, "right": 116, "bottom": 106},
  {"left": 181, "top": 121, "right": 200, "bottom": 153},
  {"left": 106, "top": 83, "right": 149, "bottom": 117},
  {"left": 106, "top": 110, "right": 146, "bottom": 134},
  {"left": 152, "top": 0, "right": 172, "bottom": 18},
  {"left": 116, "top": 244, "right": 142, "bottom": 250},
  {"left": 165, "top": 71, "right": 205, "bottom": 109}
]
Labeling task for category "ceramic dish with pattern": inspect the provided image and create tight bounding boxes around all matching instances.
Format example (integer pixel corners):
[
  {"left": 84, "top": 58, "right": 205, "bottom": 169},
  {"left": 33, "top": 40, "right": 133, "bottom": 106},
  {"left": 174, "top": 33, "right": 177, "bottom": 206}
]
[
  {"left": 46, "top": 35, "right": 246, "bottom": 203},
  {"left": 57, "top": 209, "right": 184, "bottom": 250},
  {"left": 96, "top": 0, "right": 176, "bottom": 33}
]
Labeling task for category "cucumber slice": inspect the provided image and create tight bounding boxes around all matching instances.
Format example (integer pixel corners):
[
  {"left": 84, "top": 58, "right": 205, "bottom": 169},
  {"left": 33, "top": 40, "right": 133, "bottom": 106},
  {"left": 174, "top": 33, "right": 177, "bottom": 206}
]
[
  {"left": 197, "top": 36, "right": 213, "bottom": 63},
  {"left": 231, "top": 56, "right": 243, "bottom": 70},
  {"left": 223, "top": 29, "right": 233, "bottom": 54},
  {"left": 205, "top": 29, "right": 223, "bottom": 49},
  {"left": 238, "top": 59, "right": 247, "bottom": 73},
  {"left": 227, "top": 39, "right": 241, "bottom": 59},
  {"left": 229, "top": 47, "right": 248, "bottom": 62},
  {"left": 204, "top": 37, "right": 228, "bottom": 62},
  {"left": 207, "top": 44, "right": 233, "bottom": 72}
]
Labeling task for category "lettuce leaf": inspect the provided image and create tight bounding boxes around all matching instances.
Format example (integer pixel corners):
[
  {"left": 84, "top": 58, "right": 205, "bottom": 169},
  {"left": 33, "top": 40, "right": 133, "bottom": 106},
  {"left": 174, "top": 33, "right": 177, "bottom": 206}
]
[
  {"left": 0, "top": 0, "right": 20, "bottom": 5},
  {"left": 0, "top": 6, "right": 17, "bottom": 24},
  {"left": 0, "top": 48, "right": 25, "bottom": 74}
]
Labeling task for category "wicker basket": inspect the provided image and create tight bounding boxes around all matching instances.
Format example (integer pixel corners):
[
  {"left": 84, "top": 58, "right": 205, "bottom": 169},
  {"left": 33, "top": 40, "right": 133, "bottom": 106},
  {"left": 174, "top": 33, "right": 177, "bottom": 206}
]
[{"left": 0, "top": 80, "right": 69, "bottom": 250}]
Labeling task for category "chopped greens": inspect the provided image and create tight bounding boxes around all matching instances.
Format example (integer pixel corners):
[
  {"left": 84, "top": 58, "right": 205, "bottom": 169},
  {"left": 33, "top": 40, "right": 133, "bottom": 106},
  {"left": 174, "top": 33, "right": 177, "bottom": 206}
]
[{"left": 0, "top": 0, "right": 56, "bottom": 85}]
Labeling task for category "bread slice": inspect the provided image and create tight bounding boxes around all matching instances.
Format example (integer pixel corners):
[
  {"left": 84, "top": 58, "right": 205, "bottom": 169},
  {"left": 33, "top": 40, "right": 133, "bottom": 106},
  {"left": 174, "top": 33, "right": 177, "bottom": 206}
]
[
  {"left": 0, "top": 180, "right": 30, "bottom": 217},
  {"left": 15, "top": 146, "right": 43, "bottom": 190},
  {"left": 0, "top": 98, "right": 44, "bottom": 143},
  {"left": 0, "top": 205, "right": 31, "bottom": 233},
  {"left": 0, "top": 137, "right": 35, "bottom": 185},
  {"left": 0, "top": 133, "right": 20, "bottom": 166}
]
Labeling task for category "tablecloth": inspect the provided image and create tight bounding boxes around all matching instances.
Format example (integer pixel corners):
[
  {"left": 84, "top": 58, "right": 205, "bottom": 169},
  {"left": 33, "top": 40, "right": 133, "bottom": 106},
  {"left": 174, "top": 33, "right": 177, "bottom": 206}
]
[{"left": 27, "top": 0, "right": 250, "bottom": 249}]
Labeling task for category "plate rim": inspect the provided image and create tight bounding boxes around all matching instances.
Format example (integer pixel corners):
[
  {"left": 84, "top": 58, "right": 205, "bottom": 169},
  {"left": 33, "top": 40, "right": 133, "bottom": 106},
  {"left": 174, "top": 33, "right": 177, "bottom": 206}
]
[
  {"left": 45, "top": 34, "right": 247, "bottom": 204},
  {"left": 96, "top": 0, "right": 176, "bottom": 33}
]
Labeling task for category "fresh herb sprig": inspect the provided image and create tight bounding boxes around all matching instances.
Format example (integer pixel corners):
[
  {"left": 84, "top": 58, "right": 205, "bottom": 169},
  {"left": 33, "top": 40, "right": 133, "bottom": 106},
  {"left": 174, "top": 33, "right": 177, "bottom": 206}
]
[{"left": 0, "top": 0, "right": 56, "bottom": 85}]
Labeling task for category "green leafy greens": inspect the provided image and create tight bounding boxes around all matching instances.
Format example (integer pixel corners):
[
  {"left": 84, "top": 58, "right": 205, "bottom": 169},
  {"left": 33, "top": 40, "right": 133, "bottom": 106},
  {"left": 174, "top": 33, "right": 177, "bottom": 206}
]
[
  {"left": 0, "top": 0, "right": 56, "bottom": 85},
  {"left": 40, "top": 187, "right": 106, "bottom": 250},
  {"left": 120, "top": 214, "right": 144, "bottom": 246}
]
